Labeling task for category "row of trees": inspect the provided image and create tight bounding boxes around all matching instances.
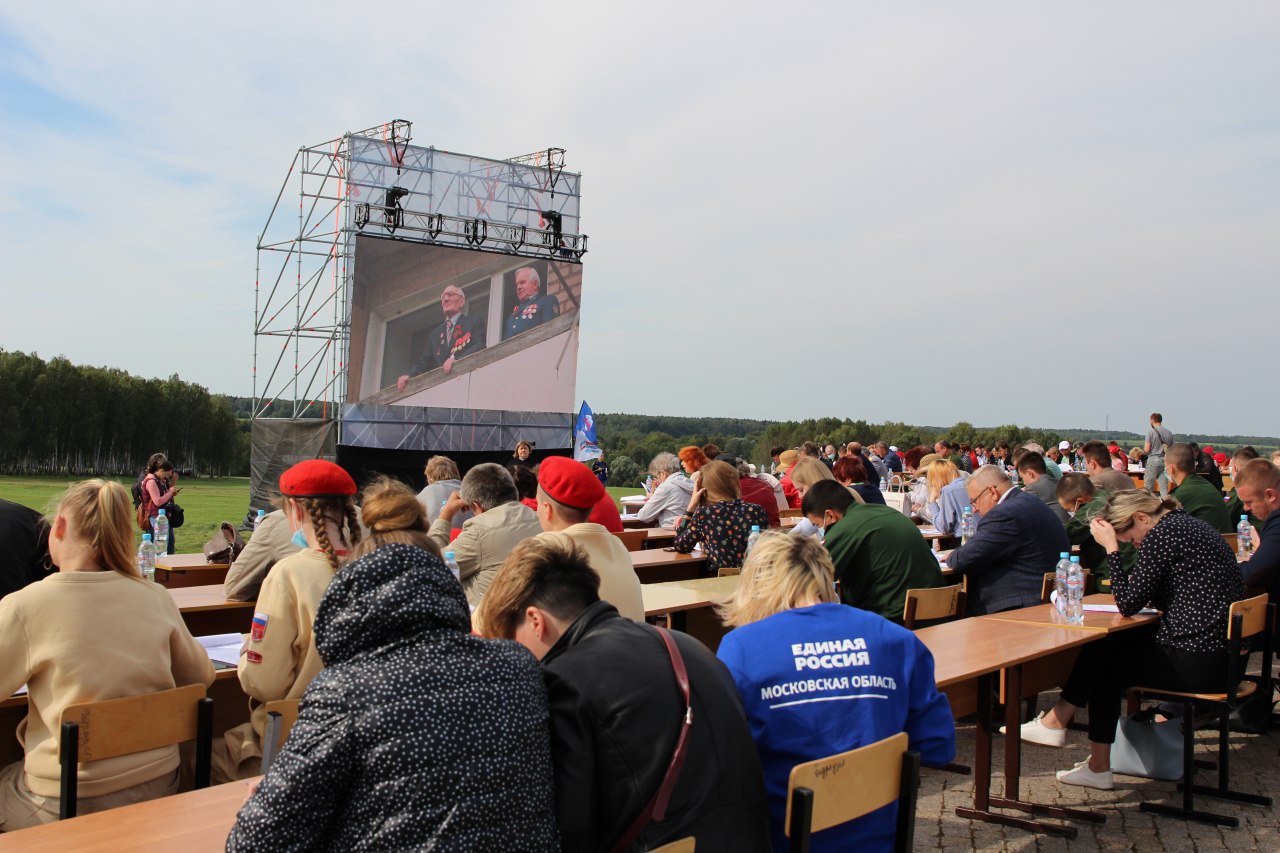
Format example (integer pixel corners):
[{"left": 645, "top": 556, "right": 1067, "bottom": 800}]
[{"left": 0, "top": 350, "right": 249, "bottom": 476}]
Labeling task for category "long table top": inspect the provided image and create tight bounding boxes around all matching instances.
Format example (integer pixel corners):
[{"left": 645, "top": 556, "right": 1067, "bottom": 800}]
[
  {"left": 169, "top": 585, "right": 254, "bottom": 613},
  {"left": 156, "top": 554, "right": 230, "bottom": 571},
  {"left": 642, "top": 576, "right": 740, "bottom": 616},
  {"left": 983, "top": 593, "right": 1161, "bottom": 633},
  {"left": 915, "top": 617, "right": 1099, "bottom": 689},
  {"left": 0, "top": 780, "right": 247, "bottom": 851}
]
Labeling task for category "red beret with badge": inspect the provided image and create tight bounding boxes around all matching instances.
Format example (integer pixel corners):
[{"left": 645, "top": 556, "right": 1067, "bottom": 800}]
[
  {"left": 538, "top": 456, "right": 606, "bottom": 511},
  {"left": 279, "top": 459, "right": 357, "bottom": 498}
]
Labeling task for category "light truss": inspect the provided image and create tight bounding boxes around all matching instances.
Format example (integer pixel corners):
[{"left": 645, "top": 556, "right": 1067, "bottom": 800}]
[{"left": 251, "top": 120, "right": 585, "bottom": 423}]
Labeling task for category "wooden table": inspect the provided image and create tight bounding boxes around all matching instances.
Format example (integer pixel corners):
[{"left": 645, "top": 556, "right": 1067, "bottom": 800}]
[
  {"left": 643, "top": 576, "right": 739, "bottom": 650},
  {"left": 642, "top": 527, "right": 676, "bottom": 547},
  {"left": 155, "top": 554, "right": 230, "bottom": 589},
  {"left": 984, "top": 594, "right": 1161, "bottom": 634},
  {"left": 915, "top": 618, "right": 1105, "bottom": 838},
  {"left": 630, "top": 549, "right": 707, "bottom": 583},
  {"left": 0, "top": 780, "right": 248, "bottom": 851},
  {"left": 170, "top": 585, "right": 256, "bottom": 636}
]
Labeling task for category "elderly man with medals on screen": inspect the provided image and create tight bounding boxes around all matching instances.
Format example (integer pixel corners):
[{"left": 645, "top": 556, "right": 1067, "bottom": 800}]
[
  {"left": 504, "top": 267, "right": 559, "bottom": 340},
  {"left": 397, "top": 285, "right": 487, "bottom": 391}
]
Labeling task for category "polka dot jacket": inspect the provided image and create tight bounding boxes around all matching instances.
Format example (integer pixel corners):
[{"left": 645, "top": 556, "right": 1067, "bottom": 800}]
[
  {"left": 225, "top": 543, "right": 560, "bottom": 852},
  {"left": 674, "top": 498, "right": 770, "bottom": 573},
  {"left": 1111, "top": 510, "right": 1245, "bottom": 653}
]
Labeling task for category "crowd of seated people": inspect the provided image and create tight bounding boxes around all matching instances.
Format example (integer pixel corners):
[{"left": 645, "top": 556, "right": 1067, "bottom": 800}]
[{"left": 0, "top": 427, "right": 1272, "bottom": 846}]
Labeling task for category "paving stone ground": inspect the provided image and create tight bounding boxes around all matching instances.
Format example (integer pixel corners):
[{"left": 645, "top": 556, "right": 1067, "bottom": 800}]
[{"left": 913, "top": 689, "right": 1279, "bottom": 851}]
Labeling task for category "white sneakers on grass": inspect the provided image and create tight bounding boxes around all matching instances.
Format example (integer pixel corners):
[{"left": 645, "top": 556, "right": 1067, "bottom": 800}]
[{"left": 1056, "top": 759, "right": 1115, "bottom": 790}]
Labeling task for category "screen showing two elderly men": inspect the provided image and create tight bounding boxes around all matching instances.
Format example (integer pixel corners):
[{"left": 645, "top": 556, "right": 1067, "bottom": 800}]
[{"left": 347, "top": 236, "right": 583, "bottom": 409}]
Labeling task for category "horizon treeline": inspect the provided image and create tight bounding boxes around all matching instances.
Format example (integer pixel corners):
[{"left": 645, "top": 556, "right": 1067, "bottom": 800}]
[{"left": 0, "top": 350, "right": 248, "bottom": 476}]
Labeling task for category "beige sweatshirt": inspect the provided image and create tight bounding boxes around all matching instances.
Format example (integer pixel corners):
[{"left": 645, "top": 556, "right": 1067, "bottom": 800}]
[
  {"left": 428, "top": 502, "right": 542, "bottom": 604},
  {"left": 536, "top": 524, "right": 645, "bottom": 621},
  {"left": 0, "top": 571, "right": 216, "bottom": 797},
  {"left": 236, "top": 548, "right": 335, "bottom": 747}
]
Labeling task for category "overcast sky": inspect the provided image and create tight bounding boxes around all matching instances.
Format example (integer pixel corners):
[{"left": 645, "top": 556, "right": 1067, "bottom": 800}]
[{"left": 2, "top": 3, "right": 1276, "bottom": 437}]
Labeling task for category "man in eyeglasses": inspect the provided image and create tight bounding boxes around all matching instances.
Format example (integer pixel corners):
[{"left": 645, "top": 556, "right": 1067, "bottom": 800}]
[
  {"left": 946, "top": 465, "right": 1069, "bottom": 615},
  {"left": 397, "top": 285, "right": 487, "bottom": 391}
]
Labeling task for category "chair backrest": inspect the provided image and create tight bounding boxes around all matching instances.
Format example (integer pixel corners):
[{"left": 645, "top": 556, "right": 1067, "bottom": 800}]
[
  {"left": 1040, "top": 569, "right": 1091, "bottom": 604},
  {"left": 902, "top": 585, "right": 964, "bottom": 629},
  {"left": 717, "top": 566, "right": 741, "bottom": 578},
  {"left": 59, "top": 683, "right": 212, "bottom": 819},
  {"left": 1222, "top": 532, "right": 1238, "bottom": 554},
  {"left": 649, "top": 839, "right": 695, "bottom": 853},
  {"left": 614, "top": 529, "right": 648, "bottom": 552},
  {"left": 786, "top": 731, "right": 918, "bottom": 852},
  {"left": 264, "top": 698, "right": 301, "bottom": 744},
  {"left": 1228, "top": 593, "right": 1269, "bottom": 641}
]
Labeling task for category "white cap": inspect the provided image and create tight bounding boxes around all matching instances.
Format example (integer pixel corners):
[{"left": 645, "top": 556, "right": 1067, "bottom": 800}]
[
  {"left": 1058, "top": 441, "right": 1071, "bottom": 450},
  {"left": 889, "top": 446, "right": 898, "bottom": 452}
]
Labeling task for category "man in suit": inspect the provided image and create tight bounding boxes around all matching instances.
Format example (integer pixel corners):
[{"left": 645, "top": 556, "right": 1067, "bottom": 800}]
[
  {"left": 947, "top": 465, "right": 1070, "bottom": 615},
  {"left": 397, "top": 285, "right": 487, "bottom": 390}
]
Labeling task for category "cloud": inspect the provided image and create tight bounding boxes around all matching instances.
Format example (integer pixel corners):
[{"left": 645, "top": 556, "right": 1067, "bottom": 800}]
[{"left": 1, "top": 2, "right": 1277, "bottom": 436}]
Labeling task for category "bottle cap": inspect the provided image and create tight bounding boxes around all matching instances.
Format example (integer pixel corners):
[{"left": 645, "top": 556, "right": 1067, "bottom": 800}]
[
  {"left": 157, "top": 509, "right": 166, "bottom": 516},
  {"left": 964, "top": 506, "right": 972, "bottom": 512},
  {"left": 258, "top": 509, "right": 266, "bottom": 517},
  {"left": 751, "top": 525, "right": 760, "bottom": 532},
  {"left": 445, "top": 551, "right": 456, "bottom": 560},
  {"left": 1070, "top": 556, "right": 1080, "bottom": 563},
  {"left": 142, "top": 533, "right": 152, "bottom": 541},
  {"left": 1060, "top": 552, "right": 1068, "bottom": 558}
]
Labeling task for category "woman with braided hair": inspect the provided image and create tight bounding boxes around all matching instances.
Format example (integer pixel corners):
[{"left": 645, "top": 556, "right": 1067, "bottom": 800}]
[{"left": 212, "top": 460, "right": 361, "bottom": 783}]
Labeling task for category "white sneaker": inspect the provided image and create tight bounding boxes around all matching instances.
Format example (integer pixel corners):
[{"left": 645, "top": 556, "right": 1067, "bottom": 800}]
[
  {"left": 1011, "top": 712, "right": 1068, "bottom": 748},
  {"left": 1056, "top": 759, "right": 1114, "bottom": 790}
]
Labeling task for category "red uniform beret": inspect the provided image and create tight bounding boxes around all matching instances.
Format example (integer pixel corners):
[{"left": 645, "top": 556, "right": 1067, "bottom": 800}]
[
  {"left": 279, "top": 460, "right": 357, "bottom": 498},
  {"left": 538, "top": 456, "right": 605, "bottom": 511}
]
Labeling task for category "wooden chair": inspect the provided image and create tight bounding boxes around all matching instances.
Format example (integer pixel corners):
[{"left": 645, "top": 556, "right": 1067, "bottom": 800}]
[
  {"left": 902, "top": 585, "right": 965, "bottom": 630},
  {"left": 260, "top": 698, "right": 302, "bottom": 776},
  {"left": 1128, "top": 594, "right": 1274, "bottom": 827},
  {"left": 786, "top": 731, "right": 919, "bottom": 853},
  {"left": 1222, "top": 532, "right": 1238, "bottom": 554},
  {"left": 716, "top": 566, "right": 741, "bottom": 577},
  {"left": 59, "top": 684, "right": 212, "bottom": 819},
  {"left": 614, "top": 529, "right": 648, "bottom": 552},
  {"left": 649, "top": 839, "right": 695, "bottom": 853},
  {"left": 1039, "top": 569, "right": 1092, "bottom": 604},
  {"left": 779, "top": 508, "right": 803, "bottom": 519}
]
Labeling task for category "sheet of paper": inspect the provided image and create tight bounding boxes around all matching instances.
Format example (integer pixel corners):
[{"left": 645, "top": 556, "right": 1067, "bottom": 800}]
[
  {"left": 197, "top": 633, "right": 244, "bottom": 666},
  {"left": 1082, "top": 603, "right": 1158, "bottom": 615},
  {"left": 619, "top": 513, "right": 641, "bottom": 521},
  {"left": 13, "top": 684, "right": 27, "bottom": 697}
]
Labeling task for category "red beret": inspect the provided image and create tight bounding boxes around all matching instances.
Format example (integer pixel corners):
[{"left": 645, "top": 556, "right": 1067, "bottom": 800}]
[
  {"left": 279, "top": 460, "right": 356, "bottom": 498},
  {"left": 538, "top": 456, "right": 605, "bottom": 511}
]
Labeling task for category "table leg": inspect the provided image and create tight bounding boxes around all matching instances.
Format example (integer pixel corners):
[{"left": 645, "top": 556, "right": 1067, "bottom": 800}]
[
  {"left": 955, "top": 669, "right": 1083, "bottom": 837},
  {"left": 668, "top": 610, "right": 688, "bottom": 633},
  {"left": 987, "top": 663, "right": 1104, "bottom": 829}
]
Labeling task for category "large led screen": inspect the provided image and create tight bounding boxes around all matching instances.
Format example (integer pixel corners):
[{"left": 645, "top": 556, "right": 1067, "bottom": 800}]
[{"left": 347, "top": 236, "right": 582, "bottom": 414}]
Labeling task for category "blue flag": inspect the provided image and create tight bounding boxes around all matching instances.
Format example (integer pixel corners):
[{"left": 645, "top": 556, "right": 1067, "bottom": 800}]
[{"left": 574, "top": 401, "right": 602, "bottom": 462}]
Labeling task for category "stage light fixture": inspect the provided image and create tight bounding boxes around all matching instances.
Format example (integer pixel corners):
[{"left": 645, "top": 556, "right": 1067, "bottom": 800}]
[
  {"left": 354, "top": 203, "right": 370, "bottom": 230},
  {"left": 383, "top": 186, "right": 409, "bottom": 233}
]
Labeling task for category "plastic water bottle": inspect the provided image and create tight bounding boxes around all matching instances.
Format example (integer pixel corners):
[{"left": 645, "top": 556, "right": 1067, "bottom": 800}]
[
  {"left": 644, "top": 475, "right": 654, "bottom": 495},
  {"left": 745, "top": 525, "right": 762, "bottom": 555},
  {"left": 444, "top": 551, "right": 461, "bottom": 582},
  {"left": 1065, "top": 557, "right": 1085, "bottom": 624},
  {"left": 880, "top": 476, "right": 888, "bottom": 492},
  {"left": 1054, "top": 552, "right": 1072, "bottom": 616},
  {"left": 961, "top": 506, "right": 975, "bottom": 544},
  {"left": 137, "top": 533, "right": 156, "bottom": 582},
  {"left": 152, "top": 508, "right": 169, "bottom": 549},
  {"left": 1238, "top": 516, "right": 1253, "bottom": 557},
  {"left": 254, "top": 509, "right": 266, "bottom": 531}
]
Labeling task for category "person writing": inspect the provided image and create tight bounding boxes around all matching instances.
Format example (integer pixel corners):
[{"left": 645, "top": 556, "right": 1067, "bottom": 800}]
[
  {"left": 715, "top": 532, "right": 954, "bottom": 850},
  {"left": 213, "top": 460, "right": 361, "bottom": 783},
  {"left": 227, "top": 478, "right": 559, "bottom": 850},
  {"left": 673, "top": 460, "right": 768, "bottom": 574},
  {"left": 1016, "top": 491, "right": 1244, "bottom": 790},
  {"left": 0, "top": 480, "right": 214, "bottom": 829}
]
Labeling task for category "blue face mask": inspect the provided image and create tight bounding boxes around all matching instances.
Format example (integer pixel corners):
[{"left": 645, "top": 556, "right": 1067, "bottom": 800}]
[{"left": 292, "top": 528, "right": 308, "bottom": 549}]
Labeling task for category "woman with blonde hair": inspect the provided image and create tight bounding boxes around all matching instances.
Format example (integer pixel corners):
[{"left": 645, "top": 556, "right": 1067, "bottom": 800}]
[
  {"left": 1016, "top": 490, "right": 1245, "bottom": 791},
  {"left": 0, "top": 480, "right": 214, "bottom": 829},
  {"left": 214, "top": 459, "right": 362, "bottom": 783},
  {"left": 673, "top": 460, "right": 768, "bottom": 574},
  {"left": 228, "top": 477, "right": 558, "bottom": 850},
  {"left": 715, "top": 531, "right": 955, "bottom": 850}
]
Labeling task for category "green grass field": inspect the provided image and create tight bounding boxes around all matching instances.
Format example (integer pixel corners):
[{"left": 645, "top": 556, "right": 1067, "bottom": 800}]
[
  {"left": 0, "top": 475, "right": 254, "bottom": 555},
  {"left": 1, "top": 476, "right": 636, "bottom": 555}
]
